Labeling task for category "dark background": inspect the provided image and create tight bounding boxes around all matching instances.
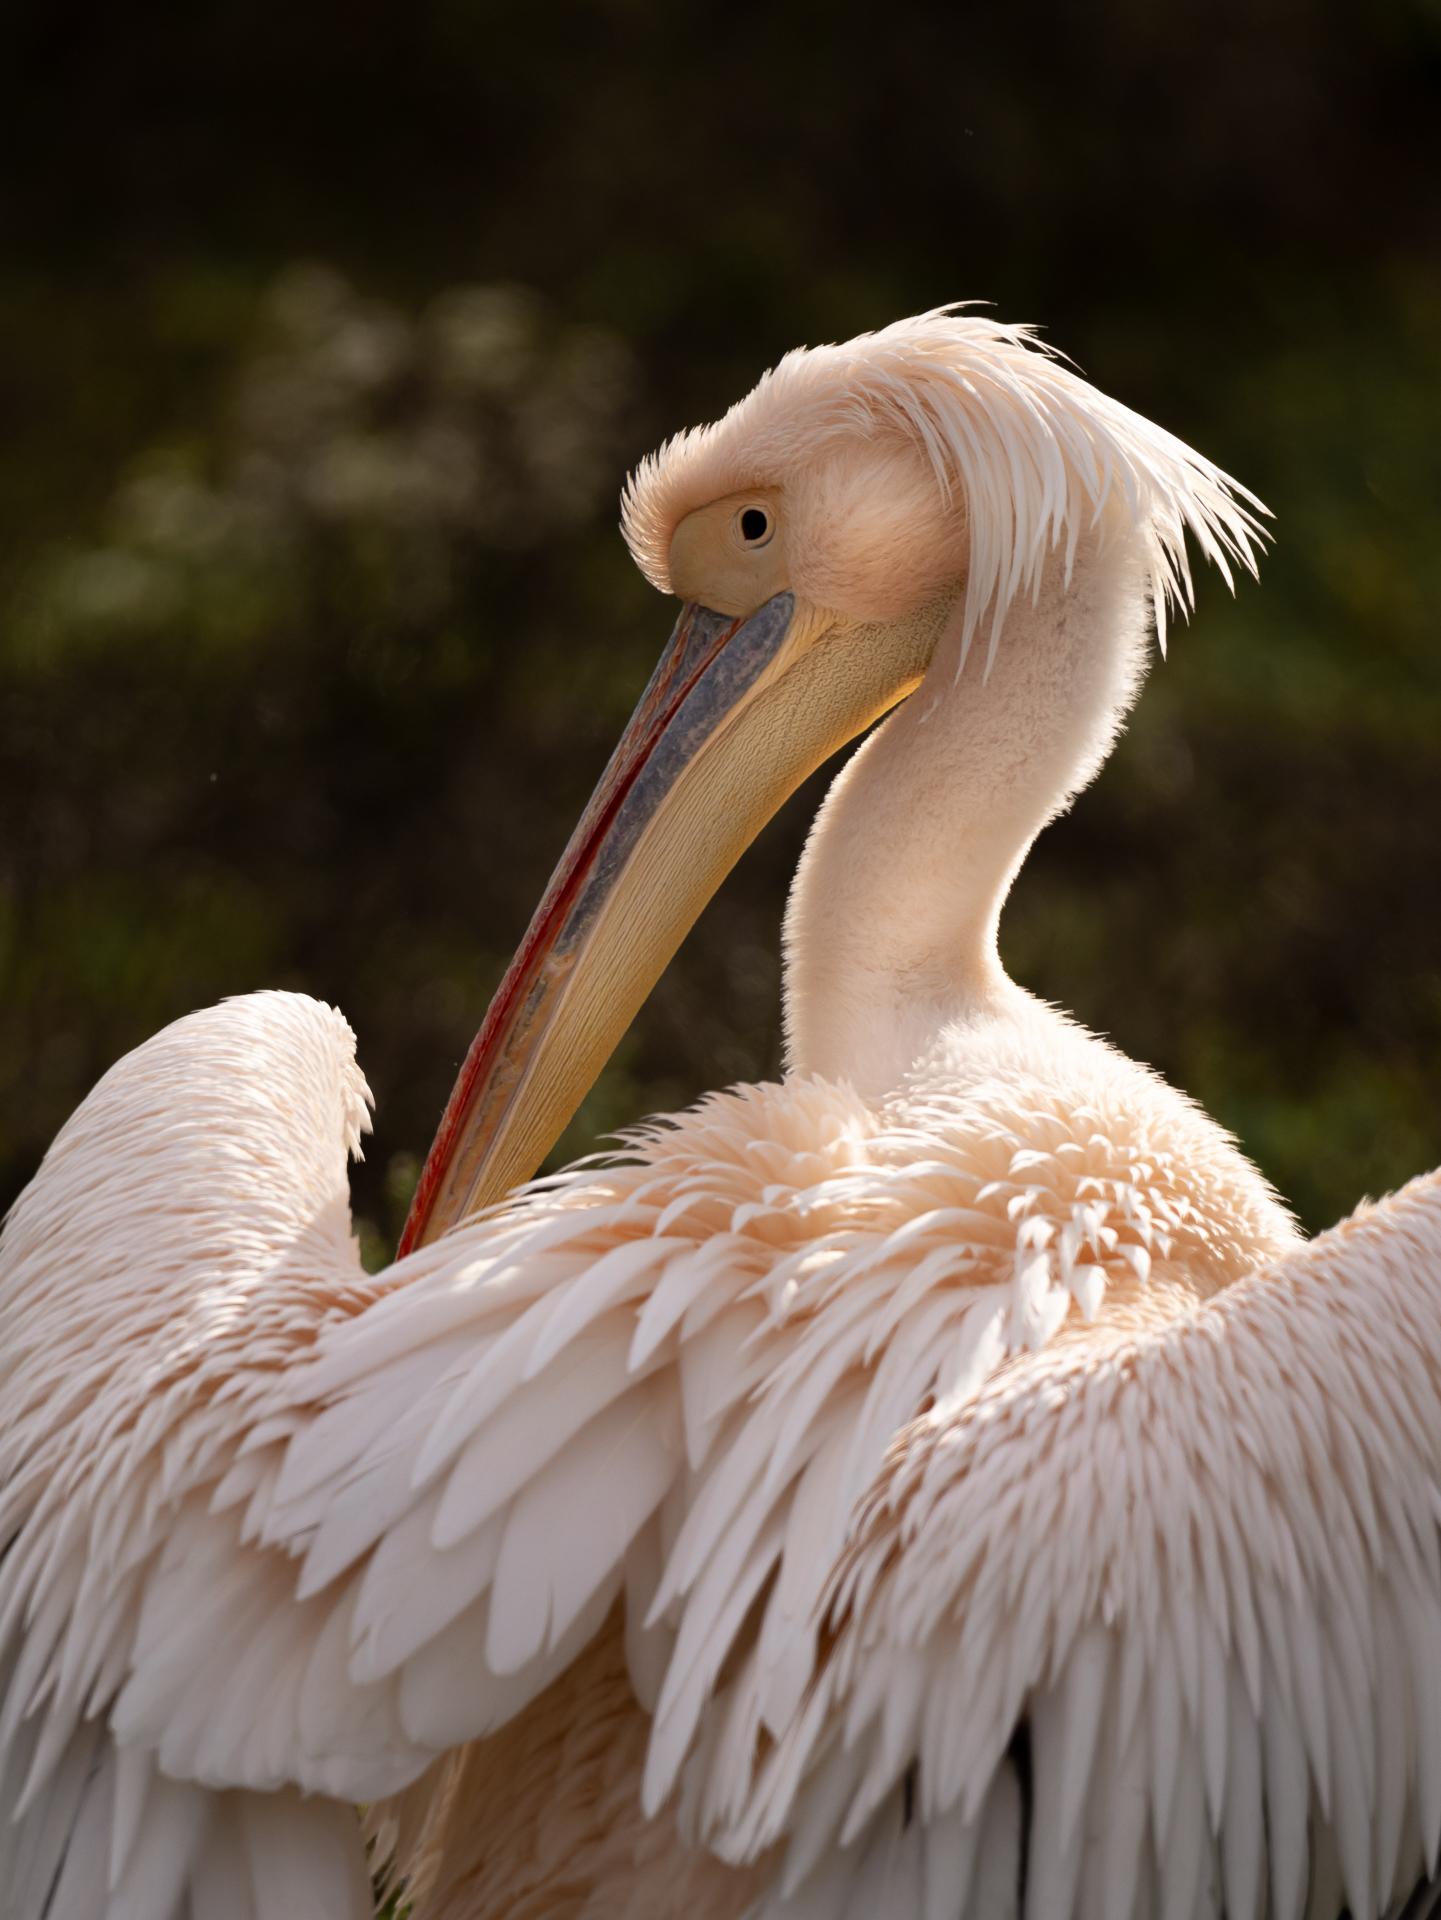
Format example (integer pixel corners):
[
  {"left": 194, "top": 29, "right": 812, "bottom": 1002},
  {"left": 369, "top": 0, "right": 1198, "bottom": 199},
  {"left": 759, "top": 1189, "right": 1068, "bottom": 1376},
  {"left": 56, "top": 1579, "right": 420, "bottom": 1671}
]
[{"left": 2, "top": 0, "right": 1438, "bottom": 1256}]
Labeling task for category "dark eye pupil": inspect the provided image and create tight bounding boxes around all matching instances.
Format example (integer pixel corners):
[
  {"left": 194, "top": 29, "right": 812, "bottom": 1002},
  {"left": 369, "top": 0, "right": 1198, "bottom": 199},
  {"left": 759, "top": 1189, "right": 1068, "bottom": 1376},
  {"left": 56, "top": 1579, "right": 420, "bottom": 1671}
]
[{"left": 740, "top": 508, "right": 769, "bottom": 542}]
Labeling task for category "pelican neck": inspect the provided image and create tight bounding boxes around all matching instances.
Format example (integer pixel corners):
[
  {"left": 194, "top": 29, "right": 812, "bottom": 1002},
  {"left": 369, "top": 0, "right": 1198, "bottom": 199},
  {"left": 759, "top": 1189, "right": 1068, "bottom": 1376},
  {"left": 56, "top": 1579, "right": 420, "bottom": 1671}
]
[{"left": 780, "top": 530, "right": 1151, "bottom": 1096}]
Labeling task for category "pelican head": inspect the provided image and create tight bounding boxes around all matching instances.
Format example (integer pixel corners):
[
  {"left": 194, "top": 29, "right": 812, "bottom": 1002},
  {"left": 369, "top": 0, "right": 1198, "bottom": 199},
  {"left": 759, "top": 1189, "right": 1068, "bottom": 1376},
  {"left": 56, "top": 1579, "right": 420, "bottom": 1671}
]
[{"left": 401, "top": 309, "right": 1264, "bottom": 1249}]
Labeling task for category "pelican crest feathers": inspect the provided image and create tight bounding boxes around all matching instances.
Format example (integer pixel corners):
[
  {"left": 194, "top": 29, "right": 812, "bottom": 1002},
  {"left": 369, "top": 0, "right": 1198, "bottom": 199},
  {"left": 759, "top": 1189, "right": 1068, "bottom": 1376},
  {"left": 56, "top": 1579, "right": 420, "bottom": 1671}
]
[{"left": 622, "top": 306, "right": 1268, "bottom": 665}]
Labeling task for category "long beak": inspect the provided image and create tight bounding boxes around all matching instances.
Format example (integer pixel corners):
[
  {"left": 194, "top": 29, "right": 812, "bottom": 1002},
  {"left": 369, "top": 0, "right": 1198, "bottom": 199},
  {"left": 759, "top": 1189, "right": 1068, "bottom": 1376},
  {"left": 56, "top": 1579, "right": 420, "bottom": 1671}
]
[{"left": 400, "top": 590, "right": 927, "bottom": 1252}]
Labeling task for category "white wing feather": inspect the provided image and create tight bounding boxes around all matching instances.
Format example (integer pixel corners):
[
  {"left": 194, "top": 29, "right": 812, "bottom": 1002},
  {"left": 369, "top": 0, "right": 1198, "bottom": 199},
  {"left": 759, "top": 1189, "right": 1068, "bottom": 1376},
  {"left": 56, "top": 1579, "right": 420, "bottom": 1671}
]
[
  {"left": 692, "top": 1167, "right": 1441, "bottom": 1920},
  {"left": 0, "top": 996, "right": 700, "bottom": 1916}
]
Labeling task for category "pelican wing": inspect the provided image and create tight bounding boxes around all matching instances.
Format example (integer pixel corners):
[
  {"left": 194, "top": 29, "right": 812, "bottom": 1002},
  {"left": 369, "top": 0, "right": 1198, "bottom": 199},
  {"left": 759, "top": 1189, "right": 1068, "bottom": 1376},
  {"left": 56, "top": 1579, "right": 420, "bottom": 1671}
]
[
  {"left": 0, "top": 994, "right": 687, "bottom": 1918},
  {"left": 0, "top": 995, "right": 401, "bottom": 1916},
  {"left": 697, "top": 1169, "right": 1441, "bottom": 1920}
]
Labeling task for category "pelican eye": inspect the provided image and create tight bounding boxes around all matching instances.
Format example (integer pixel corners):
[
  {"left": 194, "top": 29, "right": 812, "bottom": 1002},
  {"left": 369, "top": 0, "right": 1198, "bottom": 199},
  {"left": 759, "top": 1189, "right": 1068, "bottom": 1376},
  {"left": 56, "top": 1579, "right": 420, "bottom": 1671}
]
[{"left": 736, "top": 506, "right": 773, "bottom": 548}]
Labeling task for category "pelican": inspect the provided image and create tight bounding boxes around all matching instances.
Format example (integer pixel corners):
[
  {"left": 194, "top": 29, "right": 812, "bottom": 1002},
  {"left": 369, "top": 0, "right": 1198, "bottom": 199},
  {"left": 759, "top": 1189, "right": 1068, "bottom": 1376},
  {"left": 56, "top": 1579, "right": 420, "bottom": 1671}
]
[{"left": 3, "top": 308, "right": 1439, "bottom": 1920}]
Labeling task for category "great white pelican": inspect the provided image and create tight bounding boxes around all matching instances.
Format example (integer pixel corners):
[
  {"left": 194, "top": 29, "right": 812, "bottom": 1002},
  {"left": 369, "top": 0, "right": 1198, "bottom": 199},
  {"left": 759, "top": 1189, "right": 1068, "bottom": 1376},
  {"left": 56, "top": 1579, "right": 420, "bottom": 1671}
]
[{"left": 3, "top": 310, "right": 1440, "bottom": 1920}]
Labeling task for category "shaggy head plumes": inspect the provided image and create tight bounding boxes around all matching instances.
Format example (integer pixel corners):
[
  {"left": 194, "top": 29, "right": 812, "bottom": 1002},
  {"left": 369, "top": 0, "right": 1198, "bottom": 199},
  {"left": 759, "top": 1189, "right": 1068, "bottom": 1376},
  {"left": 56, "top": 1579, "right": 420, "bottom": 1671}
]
[{"left": 622, "top": 306, "right": 1268, "bottom": 664}]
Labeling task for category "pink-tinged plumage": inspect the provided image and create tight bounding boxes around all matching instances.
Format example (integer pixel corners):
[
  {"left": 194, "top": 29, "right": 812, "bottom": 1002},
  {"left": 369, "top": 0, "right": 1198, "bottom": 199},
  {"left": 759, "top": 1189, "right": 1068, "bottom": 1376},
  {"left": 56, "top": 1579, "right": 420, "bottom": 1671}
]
[{"left": 3, "top": 311, "right": 1438, "bottom": 1920}]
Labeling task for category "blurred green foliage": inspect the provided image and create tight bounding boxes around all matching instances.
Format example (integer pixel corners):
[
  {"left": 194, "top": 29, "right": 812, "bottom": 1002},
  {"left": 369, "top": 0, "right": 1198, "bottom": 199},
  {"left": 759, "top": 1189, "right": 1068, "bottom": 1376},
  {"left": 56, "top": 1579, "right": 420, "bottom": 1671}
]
[{"left": 1, "top": 0, "right": 1438, "bottom": 1248}]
